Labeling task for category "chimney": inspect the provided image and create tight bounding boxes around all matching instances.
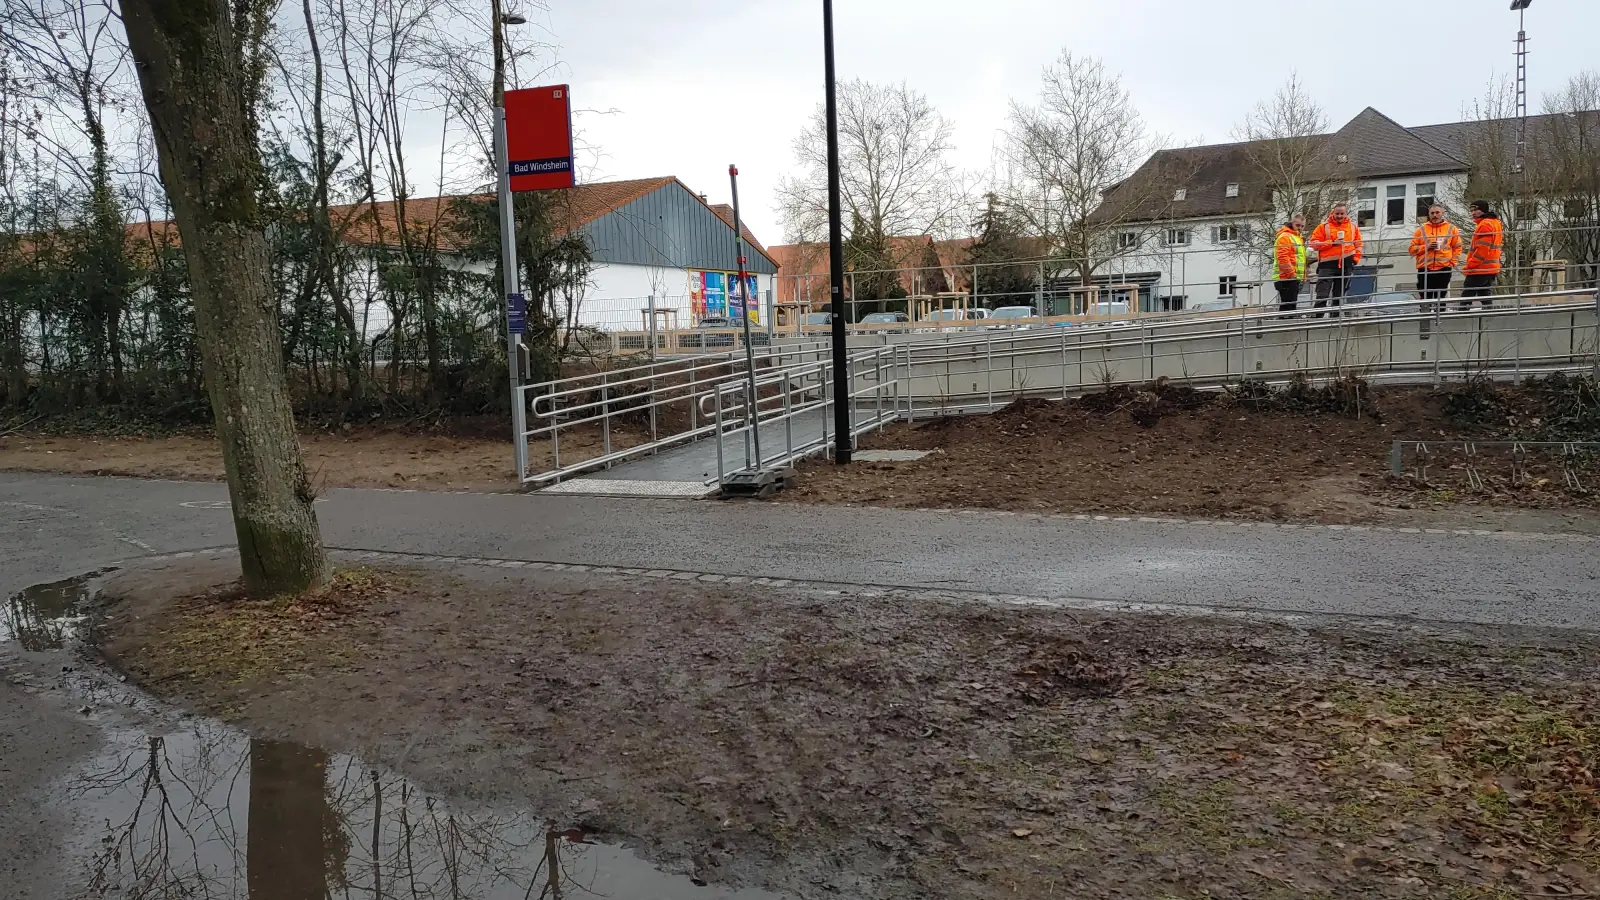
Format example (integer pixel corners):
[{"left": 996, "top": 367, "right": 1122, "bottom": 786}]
[{"left": 698, "top": 193, "right": 708, "bottom": 202}]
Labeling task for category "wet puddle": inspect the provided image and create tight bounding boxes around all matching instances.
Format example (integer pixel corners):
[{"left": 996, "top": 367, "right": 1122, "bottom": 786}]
[
  {"left": 65, "top": 721, "right": 785, "bottom": 899},
  {"left": 2, "top": 575, "right": 784, "bottom": 899},
  {"left": 2, "top": 573, "right": 97, "bottom": 651}
]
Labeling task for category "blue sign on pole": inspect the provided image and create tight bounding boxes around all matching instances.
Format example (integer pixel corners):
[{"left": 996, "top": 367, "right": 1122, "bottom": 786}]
[{"left": 507, "top": 292, "right": 526, "bottom": 335}]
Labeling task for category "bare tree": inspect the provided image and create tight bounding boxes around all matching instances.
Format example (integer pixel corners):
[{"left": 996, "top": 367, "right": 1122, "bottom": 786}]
[
  {"left": 121, "top": 0, "right": 331, "bottom": 594},
  {"left": 998, "top": 51, "right": 1165, "bottom": 285},
  {"left": 776, "top": 79, "right": 969, "bottom": 251},
  {"left": 1541, "top": 71, "right": 1600, "bottom": 287},
  {"left": 1230, "top": 74, "right": 1335, "bottom": 270}
]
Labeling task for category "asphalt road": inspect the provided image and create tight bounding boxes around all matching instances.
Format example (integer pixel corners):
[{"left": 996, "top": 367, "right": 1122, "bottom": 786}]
[
  {"left": 2, "top": 471, "right": 1598, "bottom": 630},
  {"left": 2, "top": 470, "right": 1598, "bottom": 896}
]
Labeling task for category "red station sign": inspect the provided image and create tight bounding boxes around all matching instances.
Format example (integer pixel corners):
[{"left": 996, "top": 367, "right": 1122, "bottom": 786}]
[{"left": 504, "top": 85, "right": 575, "bottom": 192}]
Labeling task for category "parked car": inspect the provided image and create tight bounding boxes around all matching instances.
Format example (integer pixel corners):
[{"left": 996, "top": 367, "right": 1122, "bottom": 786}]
[
  {"left": 800, "top": 312, "right": 834, "bottom": 328},
  {"left": 860, "top": 311, "right": 910, "bottom": 333},
  {"left": 1346, "top": 290, "right": 1424, "bottom": 318},
  {"left": 1187, "top": 299, "right": 1243, "bottom": 315},
  {"left": 694, "top": 315, "right": 737, "bottom": 348},
  {"left": 987, "top": 305, "right": 1040, "bottom": 329}
]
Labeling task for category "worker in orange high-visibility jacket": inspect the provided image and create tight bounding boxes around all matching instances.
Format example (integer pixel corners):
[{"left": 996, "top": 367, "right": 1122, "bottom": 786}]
[
  {"left": 1273, "top": 213, "right": 1308, "bottom": 314},
  {"left": 1460, "top": 199, "right": 1504, "bottom": 309},
  {"left": 1308, "top": 203, "right": 1363, "bottom": 315},
  {"left": 1408, "top": 203, "right": 1463, "bottom": 306}
]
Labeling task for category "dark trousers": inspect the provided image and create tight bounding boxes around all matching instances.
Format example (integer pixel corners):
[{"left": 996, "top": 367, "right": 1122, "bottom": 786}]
[
  {"left": 1275, "top": 279, "right": 1301, "bottom": 313},
  {"left": 1314, "top": 258, "right": 1352, "bottom": 314},
  {"left": 1460, "top": 273, "right": 1497, "bottom": 308},
  {"left": 1417, "top": 269, "right": 1452, "bottom": 311}
]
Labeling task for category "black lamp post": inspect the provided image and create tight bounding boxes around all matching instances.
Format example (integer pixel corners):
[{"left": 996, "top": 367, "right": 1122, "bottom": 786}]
[{"left": 822, "top": 0, "right": 851, "bottom": 463}]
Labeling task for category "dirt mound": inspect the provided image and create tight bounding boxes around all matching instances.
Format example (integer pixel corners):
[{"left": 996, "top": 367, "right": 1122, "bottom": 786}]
[
  {"left": 1443, "top": 373, "right": 1600, "bottom": 442},
  {"left": 786, "top": 382, "right": 1600, "bottom": 522}
]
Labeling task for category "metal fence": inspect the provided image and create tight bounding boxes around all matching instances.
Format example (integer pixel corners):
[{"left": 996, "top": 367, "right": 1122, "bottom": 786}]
[
  {"left": 515, "top": 341, "right": 836, "bottom": 485},
  {"left": 705, "top": 345, "right": 902, "bottom": 484},
  {"left": 771, "top": 223, "right": 1600, "bottom": 326},
  {"left": 513, "top": 284, "right": 1599, "bottom": 489}
]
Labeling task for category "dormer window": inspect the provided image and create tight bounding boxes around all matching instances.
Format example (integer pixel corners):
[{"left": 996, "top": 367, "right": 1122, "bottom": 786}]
[
  {"left": 1225, "top": 182, "right": 1240, "bottom": 198},
  {"left": 1173, "top": 188, "right": 1187, "bottom": 202}
]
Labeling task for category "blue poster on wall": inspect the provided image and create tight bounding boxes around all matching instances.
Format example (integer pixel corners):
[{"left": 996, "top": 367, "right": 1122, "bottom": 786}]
[
  {"left": 730, "top": 274, "right": 760, "bottom": 322},
  {"left": 703, "top": 271, "right": 726, "bottom": 318}
]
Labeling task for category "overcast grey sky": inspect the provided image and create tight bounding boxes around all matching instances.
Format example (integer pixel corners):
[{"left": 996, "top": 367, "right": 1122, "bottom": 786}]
[{"left": 530, "top": 0, "right": 1598, "bottom": 247}]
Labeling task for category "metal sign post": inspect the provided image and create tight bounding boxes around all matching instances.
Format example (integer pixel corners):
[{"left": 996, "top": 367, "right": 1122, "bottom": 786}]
[
  {"left": 495, "top": 106, "right": 528, "bottom": 482},
  {"left": 498, "top": 84, "right": 575, "bottom": 485}
]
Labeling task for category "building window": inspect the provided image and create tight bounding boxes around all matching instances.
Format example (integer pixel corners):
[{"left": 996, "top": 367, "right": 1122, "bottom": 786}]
[
  {"left": 1211, "top": 223, "right": 1249, "bottom": 243},
  {"left": 1355, "top": 187, "right": 1377, "bottom": 228},
  {"left": 1415, "top": 182, "right": 1437, "bottom": 219},
  {"left": 1173, "top": 188, "right": 1188, "bottom": 202},
  {"left": 1117, "top": 231, "right": 1141, "bottom": 251},
  {"left": 1219, "top": 275, "right": 1238, "bottom": 297},
  {"left": 1161, "top": 295, "right": 1186, "bottom": 312},
  {"left": 1225, "top": 182, "right": 1240, "bottom": 198},
  {"left": 1386, "top": 185, "right": 1408, "bottom": 225},
  {"left": 1163, "top": 228, "right": 1191, "bottom": 247},
  {"left": 1514, "top": 200, "right": 1539, "bottom": 223},
  {"left": 1565, "top": 199, "right": 1592, "bottom": 221}
]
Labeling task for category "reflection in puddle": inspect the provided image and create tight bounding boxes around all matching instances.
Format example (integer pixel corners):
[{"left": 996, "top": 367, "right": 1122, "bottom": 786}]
[
  {"left": 2, "top": 573, "right": 97, "bottom": 651},
  {"left": 68, "top": 721, "right": 781, "bottom": 899}
]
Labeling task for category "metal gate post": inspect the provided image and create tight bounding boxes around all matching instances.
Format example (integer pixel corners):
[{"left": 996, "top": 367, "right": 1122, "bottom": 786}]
[
  {"left": 1440, "top": 301, "right": 1452, "bottom": 385},
  {"left": 985, "top": 333, "right": 994, "bottom": 409},
  {"left": 783, "top": 370, "right": 794, "bottom": 461},
  {"left": 714, "top": 387, "right": 726, "bottom": 486},
  {"left": 1060, "top": 328, "right": 1068, "bottom": 400},
  {"left": 1514, "top": 290, "right": 1524, "bottom": 384},
  {"left": 689, "top": 366, "right": 698, "bottom": 433},
  {"left": 600, "top": 371, "right": 612, "bottom": 466},
  {"left": 1593, "top": 284, "right": 1600, "bottom": 382}
]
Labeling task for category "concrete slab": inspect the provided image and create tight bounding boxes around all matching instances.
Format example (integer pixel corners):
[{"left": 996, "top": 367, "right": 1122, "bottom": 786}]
[
  {"left": 854, "top": 450, "right": 936, "bottom": 462},
  {"left": 539, "top": 479, "right": 717, "bottom": 499}
]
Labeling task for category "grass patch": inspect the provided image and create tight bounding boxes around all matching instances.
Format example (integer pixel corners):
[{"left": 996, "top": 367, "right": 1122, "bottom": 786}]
[{"left": 123, "top": 568, "right": 395, "bottom": 688}]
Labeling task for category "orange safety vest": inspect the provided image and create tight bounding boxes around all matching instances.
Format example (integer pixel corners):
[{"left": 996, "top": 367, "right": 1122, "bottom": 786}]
[
  {"left": 1273, "top": 226, "right": 1307, "bottom": 282},
  {"left": 1309, "top": 217, "right": 1363, "bottom": 265},
  {"left": 1409, "top": 221, "right": 1463, "bottom": 272},
  {"left": 1464, "top": 216, "right": 1505, "bottom": 276}
]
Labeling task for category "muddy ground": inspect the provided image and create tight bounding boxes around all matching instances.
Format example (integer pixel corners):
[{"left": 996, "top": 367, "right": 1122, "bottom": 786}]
[
  {"left": 98, "top": 556, "right": 1600, "bottom": 900},
  {"left": 785, "top": 381, "right": 1600, "bottom": 528},
  {"left": 0, "top": 421, "right": 653, "bottom": 492}
]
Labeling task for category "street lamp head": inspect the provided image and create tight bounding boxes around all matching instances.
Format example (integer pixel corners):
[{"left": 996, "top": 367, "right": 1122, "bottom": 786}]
[
  {"left": 501, "top": 12, "right": 528, "bottom": 25},
  {"left": 1509, "top": 0, "right": 1531, "bottom": 9}
]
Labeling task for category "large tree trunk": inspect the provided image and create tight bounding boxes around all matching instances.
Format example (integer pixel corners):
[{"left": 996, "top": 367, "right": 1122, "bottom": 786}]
[{"left": 121, "top": 0, "right": 330, "bottom": 595}]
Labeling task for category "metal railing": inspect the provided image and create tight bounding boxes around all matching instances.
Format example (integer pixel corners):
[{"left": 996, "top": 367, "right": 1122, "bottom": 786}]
[
  {"left": 706, "top": 345, "right": 902, "bottom": 484},
  {"left": 886, "top": 287, "right": 1600, "bottom": 417},
  {"left": 516, "top": 341, "right": 833, "bottom": 485},
  {"left": 514, "top": 284, "right": 1598, "bottom": 491}
]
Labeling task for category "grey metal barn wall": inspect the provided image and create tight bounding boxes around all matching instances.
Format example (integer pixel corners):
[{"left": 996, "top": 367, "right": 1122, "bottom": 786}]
[{"left": 581, "top": 181, "right": 778, "bottom": 274}]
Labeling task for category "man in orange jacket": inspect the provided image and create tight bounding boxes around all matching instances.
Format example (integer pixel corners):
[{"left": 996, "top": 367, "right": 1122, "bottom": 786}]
[
  {"left": 1461, "top": 199, "right": 1504, "bottom": 309},
  {"left": 1408, "top": 203, "right": 1463, "bottom": 306},
  {"left": 1309, "top": 203, "right": 1363, "bottom": 315}
]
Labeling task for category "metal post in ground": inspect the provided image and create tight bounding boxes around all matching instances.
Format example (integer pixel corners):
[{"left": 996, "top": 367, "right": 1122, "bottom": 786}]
[
  {"left": 728, "top": 164, "right": 762, "bottom": 469},
  {"left": 600, "top": 371, "right": 612, "bottom": 466},
  {"left": 494, "top": 106, "right": 528, "bottom": 483},
  {"left": 1593, "top": 282, "right": 1600, "bottom": 381},
  {"left": 823, "top": 0, "right": 852, "bottom": 463},
  {"left": 1514, "top": 290, "right": 1524, "bottom": 384}
]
